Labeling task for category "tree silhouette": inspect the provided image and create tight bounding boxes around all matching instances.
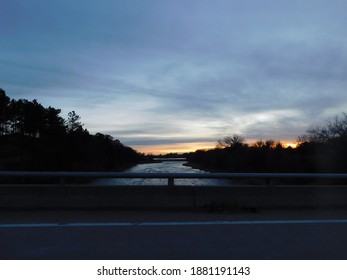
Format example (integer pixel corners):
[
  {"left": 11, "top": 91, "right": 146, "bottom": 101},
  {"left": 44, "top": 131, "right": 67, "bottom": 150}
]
[
  {"left": 188, "top": 114, "right": 347, "bottom": 174},
  {"left": 67, "top": 111, "right": 83, "bottom": 133},
  {"left": 41, "top": 106, "right": 66, "bottom": 138},
  {"left": 297, "top": 113, "right": 347, "bottom": 172},
  {"left": 300, "top": 113, "right": 347, "bottom": 144},
  {"left": 217, "top": 134, "right": 245, "bottom": 149},
  {"left": 0, "top": 89, "right": 10, "bottom": 135},
  {"left": 22, "top": 99, "right": 46, "bottom": 137},
  {"left": 0, "top": 90, "right": 143, "bottom": 171}
]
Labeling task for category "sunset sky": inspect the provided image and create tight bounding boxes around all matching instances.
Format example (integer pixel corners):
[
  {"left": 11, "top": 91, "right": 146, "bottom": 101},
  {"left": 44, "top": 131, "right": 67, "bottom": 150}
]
[{"left": 1, "top": 0, "right": 347, "bottom": 154}]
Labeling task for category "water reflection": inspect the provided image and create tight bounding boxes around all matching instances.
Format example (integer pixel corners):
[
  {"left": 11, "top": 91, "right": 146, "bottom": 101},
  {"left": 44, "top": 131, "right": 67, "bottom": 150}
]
[{"left": 95, "top": 161, "right": 224, "bottom": 186}]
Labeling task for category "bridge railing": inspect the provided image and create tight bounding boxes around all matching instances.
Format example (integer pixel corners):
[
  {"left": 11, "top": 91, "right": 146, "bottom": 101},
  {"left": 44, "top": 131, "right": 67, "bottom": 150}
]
[{"left": 1, "top": 171, "right": 347, "bottom": 186}]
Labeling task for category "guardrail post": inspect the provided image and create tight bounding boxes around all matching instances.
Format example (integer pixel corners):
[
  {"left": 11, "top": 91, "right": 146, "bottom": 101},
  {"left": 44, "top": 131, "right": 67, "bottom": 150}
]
[{"left": 168, "top": 177, "right": 174, "bottom": 187}]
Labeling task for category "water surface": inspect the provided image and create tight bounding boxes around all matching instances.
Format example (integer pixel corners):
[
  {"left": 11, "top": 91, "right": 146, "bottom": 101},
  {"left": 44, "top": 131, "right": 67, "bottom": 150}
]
[{"left": 96, "top": 160, "right": 224, "bottom": 186}]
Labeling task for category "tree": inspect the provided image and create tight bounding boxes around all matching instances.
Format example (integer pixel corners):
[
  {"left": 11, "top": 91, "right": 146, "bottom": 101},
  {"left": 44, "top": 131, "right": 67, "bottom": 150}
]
[
  {"left": 41, "top": 106, "right": 66, "bottom": 138},
  {"left": 217, "top": 134, "right": 245, "bottom": 149},
  {"left": 22, "top": 99, "right": 46, "bottom": 137},
  {"left": 0, "top": 89, "right": 10, "bottom": 135},
  {"left": 7, "top": 99, "right": 24, "bottom": 134},
  {"left": 66, "top": 111, "right": 83, "bottom": 133},
  {"left": 0, "top": 91, "right": 142, "bottom": 171},
  {"left": 299, "top": 113, "right": 347, "bottom": 144},
  {"left": 297, "top": 113, "right": 347, "bottom": 172},
  {"left": 5, "top": 99, "right": 46, "bottom": 137}
]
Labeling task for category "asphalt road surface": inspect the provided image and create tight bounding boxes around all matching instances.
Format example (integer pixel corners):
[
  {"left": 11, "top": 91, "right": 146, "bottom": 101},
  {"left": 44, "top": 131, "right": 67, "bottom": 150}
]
[{"left": 1, "top": 209, "right": 347, "bottom": 259}]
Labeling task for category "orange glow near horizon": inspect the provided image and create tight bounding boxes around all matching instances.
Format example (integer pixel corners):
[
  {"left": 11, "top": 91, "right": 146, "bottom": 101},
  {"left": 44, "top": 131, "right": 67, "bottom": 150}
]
[
  {"left": 284, "top": 143, "right": 298, "bottom": 148},
  {"left": 134, "top": 140, "right": 298, "bottom": 155},
  {"left": 134, "top": 142, "right": 216, "bottom": 155}
]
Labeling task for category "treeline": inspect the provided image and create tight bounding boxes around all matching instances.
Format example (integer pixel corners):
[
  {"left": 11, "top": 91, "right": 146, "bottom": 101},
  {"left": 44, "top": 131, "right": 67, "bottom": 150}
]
[
  {"left": 0, "top": 89, "right": 143, "bottom": 171},
  {"left": 187, "top": 113, "right": 347, "bottom": 173}
]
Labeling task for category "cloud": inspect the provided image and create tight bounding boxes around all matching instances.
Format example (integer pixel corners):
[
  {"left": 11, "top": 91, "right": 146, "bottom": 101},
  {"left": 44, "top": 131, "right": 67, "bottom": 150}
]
[{"left": 1, "top": 0, "right": 347, "bottom": 152}]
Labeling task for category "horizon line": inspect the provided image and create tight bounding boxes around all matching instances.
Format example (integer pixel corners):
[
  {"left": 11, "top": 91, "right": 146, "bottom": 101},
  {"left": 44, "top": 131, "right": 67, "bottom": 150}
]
[{"left": 132, "top": 140, "right": 298, "bottom": 155}]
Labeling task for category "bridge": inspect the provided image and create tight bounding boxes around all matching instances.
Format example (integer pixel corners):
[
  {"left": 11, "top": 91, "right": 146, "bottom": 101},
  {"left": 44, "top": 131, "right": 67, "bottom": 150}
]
[
  {"left": 0, "top": 171, "right": 347, "bottom": 210},
  {"left": 1, "top": 171, "right": 347, "bottom": 259}
]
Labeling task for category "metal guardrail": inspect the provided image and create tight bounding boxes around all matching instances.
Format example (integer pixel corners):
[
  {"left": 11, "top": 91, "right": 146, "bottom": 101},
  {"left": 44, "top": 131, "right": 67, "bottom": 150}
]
[{"left": 1, "top": 171, "right": 347, "bottom": 186}]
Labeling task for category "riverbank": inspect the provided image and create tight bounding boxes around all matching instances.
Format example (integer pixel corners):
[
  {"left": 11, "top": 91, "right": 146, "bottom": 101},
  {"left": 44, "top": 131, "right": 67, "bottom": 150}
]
[{"left": 182, "top": 161, "right": 217, "bottom": 172}]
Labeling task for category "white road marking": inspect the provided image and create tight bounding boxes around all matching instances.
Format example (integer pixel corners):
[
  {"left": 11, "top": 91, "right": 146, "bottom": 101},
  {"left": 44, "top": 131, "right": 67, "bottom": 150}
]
[{"left": 1, "top": 219, "right": 347, "bottom": 228}]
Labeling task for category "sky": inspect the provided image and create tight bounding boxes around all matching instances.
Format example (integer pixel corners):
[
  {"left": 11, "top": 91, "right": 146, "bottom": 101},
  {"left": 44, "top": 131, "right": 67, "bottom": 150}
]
[{"left": 1, "top": 0, "right": 347, "bottom": 154}]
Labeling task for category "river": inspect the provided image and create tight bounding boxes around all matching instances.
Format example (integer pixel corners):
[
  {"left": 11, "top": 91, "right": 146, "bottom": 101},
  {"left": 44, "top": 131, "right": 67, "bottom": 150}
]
[{"left": 95, "top": 160, "right": 224, "bottom": 186}]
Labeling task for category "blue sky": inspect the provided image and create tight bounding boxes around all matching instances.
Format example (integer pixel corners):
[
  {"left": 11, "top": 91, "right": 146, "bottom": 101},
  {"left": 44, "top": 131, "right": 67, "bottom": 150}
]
[{"left": 1, "top": 0, "right": 347, "bottom": 153}]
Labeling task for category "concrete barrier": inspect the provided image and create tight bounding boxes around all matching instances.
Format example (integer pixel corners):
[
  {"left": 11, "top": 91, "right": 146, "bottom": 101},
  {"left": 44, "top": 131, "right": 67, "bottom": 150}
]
[{"left": 1, "top": 184, "right": 347, "bottom": 210}]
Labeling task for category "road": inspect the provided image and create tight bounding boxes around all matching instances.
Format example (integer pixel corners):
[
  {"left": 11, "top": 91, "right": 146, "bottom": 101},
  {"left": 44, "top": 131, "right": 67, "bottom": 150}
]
[{"left": 1, "top": 209, "right": 347, "bottom": 259}]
